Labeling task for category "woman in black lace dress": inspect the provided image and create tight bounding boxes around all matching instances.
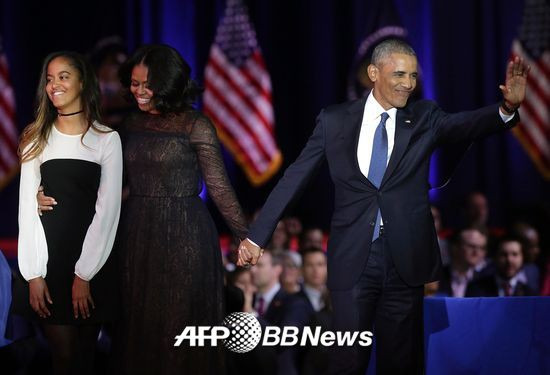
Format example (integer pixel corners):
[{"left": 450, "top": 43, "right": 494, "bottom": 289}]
[
  {"left": 38, "top": 44, "right": 249, "bottom": 373},
  {"left": 115, "top": 45, "right": 248, "bottom": 373}
]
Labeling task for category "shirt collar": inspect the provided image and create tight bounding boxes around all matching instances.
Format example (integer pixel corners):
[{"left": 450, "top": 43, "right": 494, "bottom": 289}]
[
  {"left": 365, "top": 91, "right": 398, "bottom": 123},
  {"left": 258, "top": 282, "right": 281, "bottom": 308}
]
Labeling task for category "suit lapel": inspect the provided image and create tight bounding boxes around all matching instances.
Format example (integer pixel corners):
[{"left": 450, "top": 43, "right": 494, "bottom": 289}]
[
  {"left": 380, "top": 107, "right": 414, "bottom": 188},
  {"left": 347, "top": 97, "right": 374, "bottom": 188}
]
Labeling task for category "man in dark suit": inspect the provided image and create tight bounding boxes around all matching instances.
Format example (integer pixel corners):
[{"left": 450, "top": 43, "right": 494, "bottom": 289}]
[
  {"left": 466, "top": 236, "right": 536, "bottom": 297},
  {"left": 248, "top": 249, "right": 312, "bottom": 375},
  {"left": 238, "top": 39, "right": 529, "bottom": 374}
]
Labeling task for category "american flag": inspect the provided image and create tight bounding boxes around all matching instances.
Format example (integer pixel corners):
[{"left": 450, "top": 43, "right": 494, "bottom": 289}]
[
  {"left": 510, "top": 0, "right": 550, "bottom": 179},
  {"left": 203, "top": 0, "right": 281, "bottom": 186},
  {"left": 0, "top": 37, "right": 19, "bottom": 190}
]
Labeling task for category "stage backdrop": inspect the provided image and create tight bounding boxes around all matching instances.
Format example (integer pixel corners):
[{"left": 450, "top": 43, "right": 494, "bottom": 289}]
[{"left": 0, "top": 0, "right": 548, "bottom": 244}]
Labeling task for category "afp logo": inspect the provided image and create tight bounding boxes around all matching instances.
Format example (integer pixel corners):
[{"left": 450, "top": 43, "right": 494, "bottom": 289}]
[
  {"left": 174, "top": 312, "right": 262, "bottom": 353},
  {"left": 174, "top": 312, "right": 373, "bottom": 353}
]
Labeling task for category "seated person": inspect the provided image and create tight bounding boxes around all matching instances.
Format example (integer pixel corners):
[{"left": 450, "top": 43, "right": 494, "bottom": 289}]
[{"left": 466, "top": 236, "right": 536, "bottom": 297}]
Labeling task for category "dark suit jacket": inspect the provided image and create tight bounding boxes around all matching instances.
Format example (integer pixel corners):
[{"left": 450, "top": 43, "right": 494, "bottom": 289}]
[
  {"left": 465, "top": 275, "right": 536, "bottom": 297},
  {"left": 249, "top": 98, "right": 518, "bottom": 290}
]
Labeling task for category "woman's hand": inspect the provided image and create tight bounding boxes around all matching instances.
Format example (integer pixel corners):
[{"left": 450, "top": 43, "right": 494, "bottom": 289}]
[
  {"left": 28, "top": 277, "right": 52, "bottom": 318},
  {"left": 72, "top": 275, "right": 95, "bottom": 319},
  {"left": 37, "top": 185, "right": 57, "bottom": 216}
]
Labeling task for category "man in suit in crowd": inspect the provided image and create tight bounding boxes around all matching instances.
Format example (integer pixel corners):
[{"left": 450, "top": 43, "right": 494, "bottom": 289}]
[
  {"left": 466, "top": 236, "right": 536, "bottom": 297},
  {"left": 438, "top": 227, "right": 490, "bottom": 297},
  {"left": 238, "top": 39, "right": 529, "bottom": 374},
  {"left": 249, "top": 250, "right": 312, "bottom": 375}
]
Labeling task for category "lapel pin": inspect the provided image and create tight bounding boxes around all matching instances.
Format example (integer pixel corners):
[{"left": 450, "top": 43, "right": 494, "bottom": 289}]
[{"left": 405, "top": 119, "right": 412, "bottom": 124}]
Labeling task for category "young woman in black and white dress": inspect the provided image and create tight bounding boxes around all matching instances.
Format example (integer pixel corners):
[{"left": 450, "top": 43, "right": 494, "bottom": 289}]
[{"left": 16, "top": 51, "right": 122, "bottom": 375}]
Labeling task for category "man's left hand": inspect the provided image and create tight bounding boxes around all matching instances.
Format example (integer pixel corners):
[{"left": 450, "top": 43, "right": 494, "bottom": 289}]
[{"left": 499, "top": 55, "right": 530, "bottom": 111}]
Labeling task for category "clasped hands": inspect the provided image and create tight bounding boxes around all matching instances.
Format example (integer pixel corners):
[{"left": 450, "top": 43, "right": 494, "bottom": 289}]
[{"left": 236, "top": 238, "right": 264, "bottom": 268}]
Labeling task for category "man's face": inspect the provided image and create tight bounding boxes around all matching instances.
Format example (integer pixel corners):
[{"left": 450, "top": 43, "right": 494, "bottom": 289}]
[
  {"left": 466, "top": 193, "right": 488, "bottom": 225},
  {"left": 302, "top": 252, "right": 327, "bottom": 289},
  {"left": 459, "top": 229, "right": 487, "bottom": 268},
  {"left": 496, "top": 241, "right": 523, "bottom": 279},
  {"left": 251, "top": 252, "right": 280, "bottom": 291},
  {"left": 369, "top": 53, "right": 418, "bottom": 110},
  {"left": 301, "top": 229, "right": 324, "bottom": 251}
]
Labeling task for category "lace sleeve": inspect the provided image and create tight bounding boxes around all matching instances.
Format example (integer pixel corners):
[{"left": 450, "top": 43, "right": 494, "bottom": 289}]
[{"left": 190, "top": 114, "right": 248, "bottom": 239}]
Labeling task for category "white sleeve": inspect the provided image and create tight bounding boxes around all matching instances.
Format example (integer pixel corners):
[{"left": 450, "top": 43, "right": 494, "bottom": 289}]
[
  {"left": 75, "top": 132, "right": 123, "bottom": 281},
  {"left": 17, "top": 151, "right": 48, "bottom": 281},
  {"left": 498, "top": 108, "right": 516, "bottom": 123}
]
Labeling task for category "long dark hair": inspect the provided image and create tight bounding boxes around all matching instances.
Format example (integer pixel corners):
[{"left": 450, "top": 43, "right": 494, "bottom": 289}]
[
  {"left": 119, "top": 44, "right": 201, "bottom": 114},
  {"left": 19, "top": 51, "right": 103, "bottom": 161}
]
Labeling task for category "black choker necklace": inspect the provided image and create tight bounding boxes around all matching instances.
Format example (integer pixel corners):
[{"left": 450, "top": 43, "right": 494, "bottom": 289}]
[{"left": 58, "top": 110, "right": 83, "bottom": 117}]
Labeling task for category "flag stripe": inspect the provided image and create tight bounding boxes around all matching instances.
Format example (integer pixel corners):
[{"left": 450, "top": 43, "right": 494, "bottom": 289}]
[
  {"left": 203, "top": 90, "right": 266, "bottom": 172},
  {"left": 203, "top": 0, "right": 281, "bottom": 186},
  {"left": 517, "top": 107, "right": 550, "bottom": 157},
  {"left": 0, "top": 41, "right": 19, "bottom": 189},
  {"left": 207, "top": 54, "right": 274, "bottom": 137},
  {"left": 210, "top": 46, "right": 273, "bottom": 121},
  {"left": 203, "top": 79, "right": 272, "bottom": 162}
]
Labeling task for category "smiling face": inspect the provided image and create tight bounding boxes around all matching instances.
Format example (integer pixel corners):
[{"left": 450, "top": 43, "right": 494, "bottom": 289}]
[
  {"left": 368, "top": 52, "right": 418, "bottom": 110},
  {"left": 46, "top": 57, "right": 83, "bottom": 113},
  {"left": 130, "top": 63, "right": 156, "bottom": 113}
]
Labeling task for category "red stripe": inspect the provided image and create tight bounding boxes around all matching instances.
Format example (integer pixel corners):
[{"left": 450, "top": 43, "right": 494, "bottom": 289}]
[
  {"left": 535, "top": 58, "right": 550, "bottom": 78},
  {"left": 526, "top": 74, "right": 550, "bottom": 105},
  {"left": 240, "top": 61, "right": 272, "bottom": 102},
  {"left": 208, "top": 56, "right": 273, "bottom": 135},
  {"left": 0, "top": 89, "right": 16, "bottom": 119},
  {"left": 0, "top": 152, "right": 11, "bottom": 172},
  {"left": 204, "top": 79, "right": 272, "bottom": 162},
  {"left": 521, "top": 98, "right": 550, "bottom": 138},
  {"left": 0, "top": 122, "right": 18, "bottom": 154},
  {"left": 251, "top": 50, "right": 267, "bottom": 70},
  {"left": 203, "top": 106, "right": 262, "bottom": 175},
  {"left": 516, "top": 125, "right": 550, "bottom": 170},
  {"left": 0, "top": 60, "right": 10, "bottom": 80}
]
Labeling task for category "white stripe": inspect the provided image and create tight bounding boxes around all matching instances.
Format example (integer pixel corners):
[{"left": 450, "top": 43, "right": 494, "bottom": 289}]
[
  {"left": 205, "top": 65, "right": 278, "bottom": 155},
  {"left": 0, "top": 106, "right": 18, "bottom": 141},
  {"left": 210, "top": 46, "right": 274, "bottom": 123},
  {"left": 243, "top": 61, "right": 275, "bottom": 125},
  {"left": 512, "top": 41, "right": 550, "bottom": 96},
  {"left": 518, "top": 108, "right": 550, "bottom": 158},
  {"left": 203, "top": 90, "right": 268, "bottom": 171},
  {"left": 524, "top": 89, "right": 550, "bottom": 130},
  {"left": 244, "top": 56, "right": 272, "bottom": 94},
  {"left": 0, "top": 134, "right": 18, "bottom": 166}
]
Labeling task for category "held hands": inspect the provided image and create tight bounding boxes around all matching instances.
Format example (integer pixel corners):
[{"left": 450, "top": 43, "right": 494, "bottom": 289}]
[
  {"left": 28, "top": 277, "right": 52, "bottom": 318},
  {"left": 236, "top": 238, "right": 264, "bottom": 268},
  {"left": 72, "top": 275, "right": 95, "bottom": 319},
  {"left": 499, "top": 56, "right": 530, "bottom": 113},
  {"left": 37, "top": 186, "right": 57, "bottom": 216}
]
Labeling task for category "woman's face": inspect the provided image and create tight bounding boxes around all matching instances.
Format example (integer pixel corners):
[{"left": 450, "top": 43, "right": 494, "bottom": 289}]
[
  {"left": 46, "top": 57, "right": 83, "bottom": 113},
  {"left": 130, "top": 63, "right": 156, "bottom": 114}
]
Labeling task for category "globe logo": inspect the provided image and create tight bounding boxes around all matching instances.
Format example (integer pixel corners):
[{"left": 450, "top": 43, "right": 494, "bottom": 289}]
[{"left": 222, "top": 312, "right": 262, "bottom": 353}]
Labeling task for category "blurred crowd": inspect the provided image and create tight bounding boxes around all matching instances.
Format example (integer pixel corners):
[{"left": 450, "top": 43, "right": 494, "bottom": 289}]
[{"left": 217, "top": 191, "right": 548, "bottom": 374}]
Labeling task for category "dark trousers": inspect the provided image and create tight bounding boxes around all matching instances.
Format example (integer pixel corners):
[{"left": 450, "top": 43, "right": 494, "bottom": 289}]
[{"left": 327, "top": 234, "right": 424, "bottom": 375}]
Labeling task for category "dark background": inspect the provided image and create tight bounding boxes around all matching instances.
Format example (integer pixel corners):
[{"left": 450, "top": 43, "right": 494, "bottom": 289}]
[{"left": 1, "top": 0, "right": 548, "bottom": 241}]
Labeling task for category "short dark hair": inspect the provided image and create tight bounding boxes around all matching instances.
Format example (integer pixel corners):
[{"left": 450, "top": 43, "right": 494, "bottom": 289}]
[
  {"left": 300, "top": 246, "right": 326, "bottom": 263},
  {"left": 371, "top": 39, "right": 416, "bottom": 66},
  {"left": 495, "top": 235, "right": 523, "bottom": 255},
  {"left": 119, "top": 44, "right": 201, "bottom": 113}
]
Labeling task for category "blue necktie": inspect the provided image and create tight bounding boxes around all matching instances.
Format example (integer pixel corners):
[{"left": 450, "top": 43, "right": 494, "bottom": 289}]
[{"left": 367, "top": 112, "right": 389, "bottom": 241}]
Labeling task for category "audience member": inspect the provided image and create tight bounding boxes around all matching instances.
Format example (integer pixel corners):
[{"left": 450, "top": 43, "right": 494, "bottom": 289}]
[{"left": 466, "top": 236, "right": 536, "bottom": 297}]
